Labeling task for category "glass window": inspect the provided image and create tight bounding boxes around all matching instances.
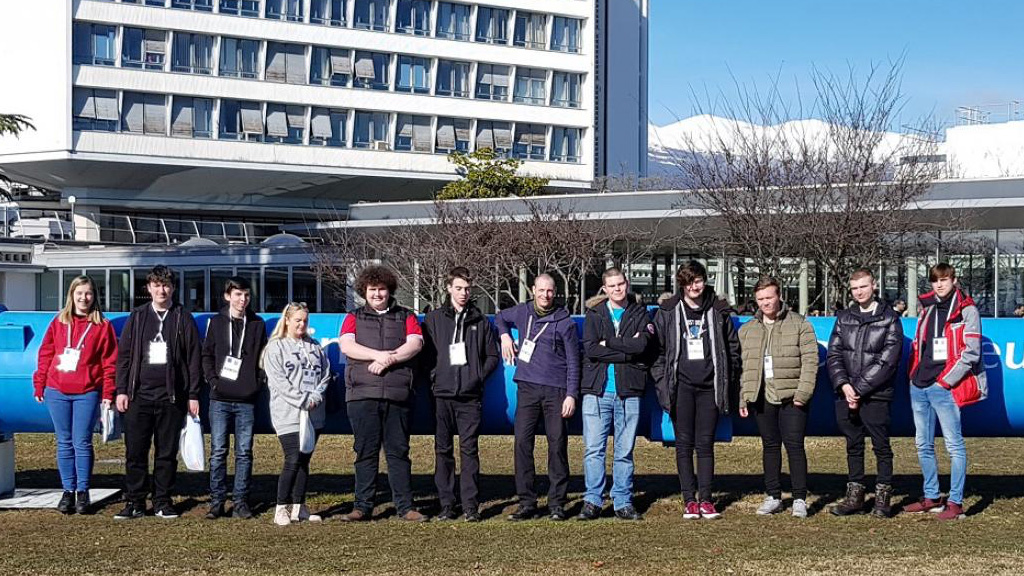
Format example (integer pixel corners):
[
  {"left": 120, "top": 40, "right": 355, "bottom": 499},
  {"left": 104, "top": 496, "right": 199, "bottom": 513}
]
[
  {"left": 550, "top": 127, "right": 581, "bottom": 163},
  {"left": 37, "top": 270, "right": 60, "bottom": 311},
  {"left": 133, "top": 268, "right": 154, "bottom": 308},
  {"left": 220, "top": 0, "right": 260, "bottom": 17},
  {"left": 83, "top": 270, "right": 108, "bottom": 312},
  {"left": 513, "top": 123, "right": 546, "bottom": 160},
  {"left": 353, "top": 111, "right": 390, "bottom": 149},
  {"left": 219, "top": 99, "right": 264, "bottom": 141},
  {"left": 107, "top": 269, "right": 131, "bottom": 312},
  {"left": 121, "top": 92, "right": 167, "bottom": 135},
  {"left": 145, "top": 0, "right": 166, "bottom": 5},
  {"left": 182, "top": 270, "right": 207, "bottom": 312},
  {"left": 171, "top": 96, "right": 214, "bottom": 138},
  {"left": 353, "top": 51, "right": 390, "bottom": 90},
  {"left": 265, "top": 0, "right": 303, "bottom": 21},
  {"left": 551, "top": 17, "right": 581, "bottom": 53},
  {"left": 436, "top": 2, "right": 470, "bottom": 41},
  {"left": 475, "top": 120, "right": 511, "bottom": 155},
  {"left": 395, "top": 114, "right": 431, "bottom": 152},
  {"left": 292, "top": 268, "right": 320, "bottom": 312},
  {"left": 513, "top": 12, "right": 546, "bottom": 49},
  {"left": 354, "top": 0, "right": 389, "bottom": 31},
  {"left": 396, "top": 55, "right": 429, "bottom": 94},
  {"left": 235, "top": 268, "right": 262, "bottom": 311},
  {"left": 171, "top": 0, "right": 213, "bottom": 10},
  {"left": 475, "top": 64, "right": 509, "bottom": 101},
  {"left": 73, "top": 23, "right": 116, "bottom": 66},
  {"left": 209, "top": 268, "right": 236, "bottom": 309},
  {"left": 475, "top": 7, "right": 508, "bottom": 44},
  {"left": 264, "top": 268, "right": 290, "bottom": 314},
  {"left": 310, "top": 108, "right": 348, "bottom": 147},
  {"left": 311, "top": 47, "right": 350, "bottom": 86},
  {"left": 171, "top": 32, "right": 214, "bottom": 74},
  {"left": 435, "top": 117, "right": 470, "bottom": 154},
  {"left": 396, "top": 0, "right": 430, "bottom": 35},
  {"left": 72, "top": 88, "right": 118, "bottom": 132},
  {"left": 61, "top": 271, "right": 82, "bottom": 304},
  {"left": 436, "top": 60, "right": 470, "bottom": 97},
  {"left": 266, "top": 42, "right": 307, "bottom": 84},
  {"left": 265, "top": 103, "right": 306, "bottom": 144},
  {"left": 310, "top": 0, "right": 345, "bottom": 26},
  {"left": 122, "top": 28, "right": 166, "bottom": 70},
  {"left": 514, "top": 67, "right": 547, "bottom": 105},
  {"left": 551, "top": 72, "right": 582, "bottom": 108},
  {"left": 219, "top": 37, "right": 259, "bottom": 79}
]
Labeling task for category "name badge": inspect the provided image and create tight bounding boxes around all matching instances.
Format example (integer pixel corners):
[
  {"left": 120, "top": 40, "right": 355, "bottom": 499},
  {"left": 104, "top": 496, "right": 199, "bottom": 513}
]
[
  {"left": 220, "top": 356, "right": 242, "bottom": 381},
  {"left": 57, "top": 347, "right": 81, "bottom": 373},
  {"left": 449, "top": 342, "right": 468, "bottom": 366},
  {"left": 300, "top": 369, "right": 318, "bottom": 393},
  {"left": 518, "top": 339, "right": 537, "bottom": 364},
  {"left": 763, "top": 355, "right": 775, "bottom": 379},
  {"left": 148, "top": 341, "right": 167, "bottom": 365},
  {"left": 932, "top": 338, "right": 948, "bottom": 362},
  {"left": 686, "top": 338, "right": 705, "bottom": 360}
]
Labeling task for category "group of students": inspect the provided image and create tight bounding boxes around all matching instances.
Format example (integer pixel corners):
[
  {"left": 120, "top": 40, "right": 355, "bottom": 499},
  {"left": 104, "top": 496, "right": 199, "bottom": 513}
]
[{"left": 31, "top": 260, "right": 984, "bottom": 523}]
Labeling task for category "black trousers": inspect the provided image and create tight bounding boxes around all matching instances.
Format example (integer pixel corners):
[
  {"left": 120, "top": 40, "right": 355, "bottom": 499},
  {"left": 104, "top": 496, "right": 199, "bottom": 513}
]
[
  {"left": 277, "top": 431, "right": 316, "bottom": 505},
  {"left": 434, "top": 397, "right": 482, "bottom": 511},
  {"left": 752, "top": 397, "right": 809, "bottom": 500},
  {"left": 673, "top": 384, "right": 719, "bottom": 503},
  {"left": 347, "top": 399, "right": 414, "bottom": 515},
  {"left": 513, "top": 382, "right": 569, "bottom": 509},
  {"left": 835, "top": 398, "right": 893, "bottom": 486},
  {"left": 123, "top": 397, "right": 185, "bottom": 506}
]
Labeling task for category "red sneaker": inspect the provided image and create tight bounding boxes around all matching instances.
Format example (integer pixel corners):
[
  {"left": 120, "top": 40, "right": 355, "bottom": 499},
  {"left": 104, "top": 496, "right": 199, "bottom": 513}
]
[
  {"left": 936, "top": 502, "right": 966, "bottom": 521},
  {"left": 903, "top": 497, "right": 944, "bottom": 514},
  {"left": 683, "top": 501, "right": 700, "bottom": 520},
  {"left": 698, "top": 501, "right": 721, "bottom": 520}
]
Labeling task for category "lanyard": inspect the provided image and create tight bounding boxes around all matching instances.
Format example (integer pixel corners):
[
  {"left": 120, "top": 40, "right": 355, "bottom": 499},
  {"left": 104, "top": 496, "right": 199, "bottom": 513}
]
[
  {"left": 152, "top": 306, "right": 169, "bottom": 342},
  {"left": 680, "top": 302, "right": 705, "bottom": 341},
  {"left": 524, "top": 314, "right": 550, "bottom": 343},
  {"left": 451, "top": 309, "right": 466, "bottom": 345},
  {"left": 228, "top": 315, "right": 247, "bottom": 358},
  {"left": 607, "top": 301, "right": 623, "bottom": 337},
  {"left": 66, "top": 321, "right": 93, "bottom": 351},
  {"left": 932, "top": 293, "right": 957, "bottom": 339},
  {"left": 290, "top": 337, "right": 318, "bottom": 369}
]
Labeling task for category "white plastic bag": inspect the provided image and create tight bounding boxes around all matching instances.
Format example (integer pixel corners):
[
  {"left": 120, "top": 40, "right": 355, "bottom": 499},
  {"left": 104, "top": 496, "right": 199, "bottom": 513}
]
[
  {"left": 179, "top": 415, "right": 205, "bottom": 471},
  {"left": 298, "top": 410, "right": 316, "bottom": 455},
  {"left": 100, "top": 402, "right": 121, "bottom": 443}
]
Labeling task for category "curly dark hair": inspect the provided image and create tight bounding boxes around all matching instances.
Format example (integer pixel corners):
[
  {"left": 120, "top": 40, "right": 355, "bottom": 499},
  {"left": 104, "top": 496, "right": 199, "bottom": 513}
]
[
  {"left": 675, "top": 260, "right": 707, "bottom": 289},
  {"left": 355, "top": 265, "right": 398, "bottom": 297},
  {"left": 146, "top": 264, "right": 175, "bottom": 287}
]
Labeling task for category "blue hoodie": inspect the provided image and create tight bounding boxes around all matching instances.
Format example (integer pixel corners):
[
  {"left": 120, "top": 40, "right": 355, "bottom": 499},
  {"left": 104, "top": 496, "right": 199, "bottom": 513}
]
[{"left": 495, "top": 301, "right": 581, "bottom": 398}]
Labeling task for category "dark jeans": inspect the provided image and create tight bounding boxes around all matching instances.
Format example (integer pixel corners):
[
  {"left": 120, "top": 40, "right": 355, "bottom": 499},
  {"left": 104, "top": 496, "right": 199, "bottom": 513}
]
[
  {"left": 209, "top": 399, "right": 256, "bottom": 505},
  {"left": 123, "top": 397, "right": 185, "bottom": 506},
  {"left": 514, "top": 382, "right": 569, "bottom": 509},
  {"left": 277, "top": 431, "right": 317, "bottom": 505},
  {"left": 752, "top": 397, "right": 809, "bottom": 500},
  {"left": 347, "top": 399, "right": 414, "bottom": 515},
  {"left": 835, "top": 398, "right": 893, "bottom": 486},
  {"left": 673, "top": 384, "right": 719, "bottom": 503},
  {"left": 434, "top": 397, "right": 482, "bottom": 511}
]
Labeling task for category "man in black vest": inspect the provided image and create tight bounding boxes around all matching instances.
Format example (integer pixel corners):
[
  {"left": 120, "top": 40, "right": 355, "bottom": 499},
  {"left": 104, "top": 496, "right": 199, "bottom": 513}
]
[
  {"left": 339, "top": 265, "right": 427, "bottom": 522},
  {"left": 421, "top": 267, "right": 500, "bottom": 522}
]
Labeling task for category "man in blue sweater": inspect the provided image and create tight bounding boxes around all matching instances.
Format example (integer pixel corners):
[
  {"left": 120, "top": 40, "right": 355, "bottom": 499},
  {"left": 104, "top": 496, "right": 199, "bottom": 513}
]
[{"left": 496, "top": 274, "right": 581, "bottom": 521}]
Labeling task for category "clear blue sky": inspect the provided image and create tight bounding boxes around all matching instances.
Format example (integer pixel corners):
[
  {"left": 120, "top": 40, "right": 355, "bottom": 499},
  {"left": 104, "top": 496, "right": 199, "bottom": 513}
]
[{"left": 648, "top": 0, "right": 1024, "bottom": 128}]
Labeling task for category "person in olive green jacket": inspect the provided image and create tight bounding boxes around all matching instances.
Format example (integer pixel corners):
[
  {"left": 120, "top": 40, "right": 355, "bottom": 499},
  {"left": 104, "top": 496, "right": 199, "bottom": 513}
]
[{"left": 738, "top": 277, "right": 819, "bottom": 518}]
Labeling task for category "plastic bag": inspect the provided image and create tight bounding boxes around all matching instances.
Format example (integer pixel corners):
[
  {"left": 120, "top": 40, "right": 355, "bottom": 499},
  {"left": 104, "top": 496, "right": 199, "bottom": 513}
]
[
  {"left": 179, "top": 415, "right": 205, "bottom": 471},
  {"left": 298, "top": 409, "right": 316, "bottom": 455},
  {"left": 100, "top": 402, "right": 121, "bottom": 443}
]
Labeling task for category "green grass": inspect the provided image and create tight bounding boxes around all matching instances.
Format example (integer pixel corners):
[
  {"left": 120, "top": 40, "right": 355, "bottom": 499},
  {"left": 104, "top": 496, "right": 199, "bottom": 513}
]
[{"left": 3, "top": 433, "right": 1024, "bottom": 575}]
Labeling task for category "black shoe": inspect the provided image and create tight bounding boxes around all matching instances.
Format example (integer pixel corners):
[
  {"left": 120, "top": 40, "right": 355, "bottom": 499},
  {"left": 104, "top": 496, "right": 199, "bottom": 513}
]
[
  {"left": 614, "top": 505, "right": 643, "bottom": 521},
  {"left": 507, "top": 505, "right": 538, "bottom": 521},
  {"left": 75, "top": 491, "right": 92, "bottom": 515},
  {"left": 113, "top": 502, "right": 145, "bottom": 520},
  {"left": 435, "top": 506, "right": 459, "bottom": 521},
  {"left": 577, "top": 501, "right": 601, "bottom": 521},
  {"left": 548, "top": 506, "right": 569, "bottom": 521},
  {"left": 871, "top": 484, "right": 893, "bottom": 519},
  {"left": 831, "top": 482, "right": 867, "bottom": 516},
  {"left": 57, "top": 491, "right": 75, "bottom": 515},
  {"left": 232, "top": 501, "right": 253, "bottom": 520},
  {"left": 205, "top": 502, "right": 226, "bottom": 520},
  {"left": 464, "top": 509, "right": 482, "bottom": 523},
  {"left": 155, "top": 503, "right": 179, "bottom": 519}
]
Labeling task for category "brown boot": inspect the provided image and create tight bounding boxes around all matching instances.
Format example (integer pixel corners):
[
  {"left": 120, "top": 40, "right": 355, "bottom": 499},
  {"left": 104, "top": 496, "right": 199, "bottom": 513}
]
[
  {"left": 871, "top": 484, "right": 892, "bottom": 518},
  {"left": 339, "top": 509, "right": 371, "bottom": 522},
  {"left": 399, "top": 509, "right": 429, "bottom": 523},
  {"left": 830, "top": 482, "right": 866, "bottom": 516}
]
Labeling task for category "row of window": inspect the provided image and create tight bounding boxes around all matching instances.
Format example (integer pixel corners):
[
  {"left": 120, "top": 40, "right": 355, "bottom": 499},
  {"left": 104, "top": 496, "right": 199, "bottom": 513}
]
[
  {"left": 93, "top": 0, "right": 583, "bottom": 53},
  {"left": 72, "top": 88, "right": 584, "bottom": 162},
  {"left": 73, "top": 23, "right": 584, "bottom": 108}
]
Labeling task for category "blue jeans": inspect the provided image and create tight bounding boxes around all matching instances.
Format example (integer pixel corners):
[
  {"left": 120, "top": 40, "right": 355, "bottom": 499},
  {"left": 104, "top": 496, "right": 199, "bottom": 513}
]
[
  {"left": 44, "top": 388, "right": 100, "bottom": 492},
  {"left": 209, "top": 399, "right": 255, "bottom": 504},
  {"left": 582, "top": 393, "right": 640, "bottom": 510},
  {"left": 911, "top": 384, "right": 967, "bottom": 504}
]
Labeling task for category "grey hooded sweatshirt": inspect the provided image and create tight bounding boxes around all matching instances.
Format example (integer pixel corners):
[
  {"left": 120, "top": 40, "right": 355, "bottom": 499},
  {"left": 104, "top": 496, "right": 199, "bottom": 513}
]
[{"left": 263, "top": 336, "right": 331, "bottom": 436}]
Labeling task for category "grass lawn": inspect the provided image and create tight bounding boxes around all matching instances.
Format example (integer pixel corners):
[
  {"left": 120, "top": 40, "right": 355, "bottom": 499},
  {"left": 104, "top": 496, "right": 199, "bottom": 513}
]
[{"left": 2, "top": 433, "right": 1023, "bottom": 575}]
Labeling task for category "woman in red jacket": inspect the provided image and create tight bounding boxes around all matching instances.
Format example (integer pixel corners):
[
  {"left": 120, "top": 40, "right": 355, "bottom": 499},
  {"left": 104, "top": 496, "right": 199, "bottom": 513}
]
[{"left": 33, "top": 275, "right": 118, "bottom": 515}]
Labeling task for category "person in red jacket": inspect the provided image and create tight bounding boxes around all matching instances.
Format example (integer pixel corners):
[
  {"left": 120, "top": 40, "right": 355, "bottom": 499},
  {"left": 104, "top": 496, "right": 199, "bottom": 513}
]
[{"left": 32, "top": 275, "right": 117, "bottom": 515}]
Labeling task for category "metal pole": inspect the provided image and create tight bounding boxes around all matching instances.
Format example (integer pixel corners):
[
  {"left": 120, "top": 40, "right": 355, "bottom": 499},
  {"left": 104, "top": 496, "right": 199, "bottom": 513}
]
[{"left": 995, "top": 229, "right": 1001, "bottom": 317}]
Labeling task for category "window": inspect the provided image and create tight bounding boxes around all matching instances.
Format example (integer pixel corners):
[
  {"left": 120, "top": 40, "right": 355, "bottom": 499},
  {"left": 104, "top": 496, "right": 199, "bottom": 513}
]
[
  {"left": 550, "top": 127, "right": 580, "bottom": 162},
  {"left": 513, "top": 123, "right": 546, "bottom": 160},
  {"left": 514, "top": 67, "right": 547, "bottom": 105},
  {"left": 354, "top": 0, "right": 389, "bottom": 31},
  {"left": 513, "top": 12, "right": 546, "bottom": 49},
  {"left": 72, "top": 23, "right": 116, "bottom": 66},
  {"left": 435, "top": 117, "right": 470, "bottom": 153},
  {"left": 220, "top": 99, "right": 264, "bottom": 141},
  {"left": 265, "top": 0, "right": 303, "bottom": 21},
  {"left": 396, "top": 56, "right": 429, "bottom": 94},
  {"left": 266, "top": 104, "right": 305, "bottom": 144},
  {"left": 353, "top": 51, "right": 390, "bottom": 90},
  {"left": 219, "top": 37, "right": 259, "bottom": 78},
  {"left": 436, "top": 60, "right": 470, "bottom": 97},
  {"left": 122, "top": 28, "right": 166, "bottom": 70},
  {"left": 171, "top": 0, "right": 213, "bottom": 10},
  {"left": 266, "top": 42, "right": 306, "bottom": 84},
  {"left": 170, "top": 96, "right": 214, "bottom": 138},
  {"left": 219, "top": 0, "right": 260, "bottom": 17},
  {"left": 310, "top": 108, "right": 348, "bottom": 146},
  {"left": 310, "top": 0, "right": 345, "bottom": 26},
  {"left": 395, "top": 114, "right": 431, "bottom": 152},
  {"left": 145, "top": 0, "right": 166, "bottom": 5},
  {"left": 551, "top": 17, "right": 581, "bottom": 53},
  {"left": 475, "top": 7, "right": 508, "bottom": 44},
  {"left": 396, "top": 0, "right": 430, "bottom": 35},
  {"left": 121, "top": 92, "right": 167, "bottom": 136},
  {"left": 436, "top": 3, "right": 470, "bottom": 41},
  {"left": 310, "top": 47, "right": 350, "bottom": 86},
  {"left": 353, "top": 111, "right": 390, "bottom": 149},
  {"left": 72, "top": 88, "right": 118, "bottom": 131},
  {"left": 475, "top": 64, "right": 509, "bottom": 101},
  {"left": 552, "top": 72, "right": 582, "bottom": 108},
  {"left": 171, "top": 33, "right": 214, "bottom": 74},
  {"left": 293, "top": 268, "right": 320, "bottom": 312},
  {"left": 475, "top": 120, "right": 511, "bottom": 155}
]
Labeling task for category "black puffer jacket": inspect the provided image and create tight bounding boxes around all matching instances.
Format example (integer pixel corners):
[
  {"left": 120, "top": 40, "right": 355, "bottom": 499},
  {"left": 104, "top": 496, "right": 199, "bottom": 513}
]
[{"left": 825, "top": 299, "right": 904, "bottom": 402}]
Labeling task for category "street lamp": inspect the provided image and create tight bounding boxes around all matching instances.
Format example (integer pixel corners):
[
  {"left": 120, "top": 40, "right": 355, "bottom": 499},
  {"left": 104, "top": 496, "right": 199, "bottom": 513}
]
[{"left": 67, "top": 195, "right": 76, "bottom": 241}]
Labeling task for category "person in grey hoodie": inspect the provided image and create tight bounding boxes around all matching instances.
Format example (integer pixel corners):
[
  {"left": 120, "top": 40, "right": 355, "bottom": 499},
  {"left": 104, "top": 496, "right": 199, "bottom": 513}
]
[{"left": 261, "top": 302, "right": 330, "bottom": 526}]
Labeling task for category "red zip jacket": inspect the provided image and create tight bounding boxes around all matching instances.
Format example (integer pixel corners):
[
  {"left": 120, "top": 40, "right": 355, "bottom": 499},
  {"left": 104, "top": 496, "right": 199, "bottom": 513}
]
[
  {"left": 908, "top": 288, "right": 987, "bottom": 407},
  {"left": 33, "top": 315, "right": 118, "bottom": 401}
]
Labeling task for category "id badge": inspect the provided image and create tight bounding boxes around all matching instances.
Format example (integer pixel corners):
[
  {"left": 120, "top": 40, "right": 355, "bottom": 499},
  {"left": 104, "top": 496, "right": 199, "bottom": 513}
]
[
  {"left": 518, "top": 339, "right": 537, "bottom": 363},
  {"left": 686, "top": 339, "right": 705, "bottom": 360},
  {"left": 57, "top": 347, "right": 81, "bottom": 373},
  {"left": 932, "top": 338, "right": 948, "bottom": 362},
  {"left": 148, "top": 341, "right": 167, "bottom": 365},
  {"left": 449, "top": 342, "right": 468, "bottom": 366},
  {"left": 300, "top": 369, "right": 318, "bottom": 393},
  {"left": 763, "top": 355, "right": 775, "bottom": 379},
  {"left": 220, "top": 356, "right": 242, "bottom": 381}
]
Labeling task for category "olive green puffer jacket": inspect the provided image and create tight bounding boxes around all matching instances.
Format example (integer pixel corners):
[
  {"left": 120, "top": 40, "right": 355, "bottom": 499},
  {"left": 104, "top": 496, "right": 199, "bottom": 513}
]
[{"left": 738, "top": 306, "right": 819, "bottom": 405}]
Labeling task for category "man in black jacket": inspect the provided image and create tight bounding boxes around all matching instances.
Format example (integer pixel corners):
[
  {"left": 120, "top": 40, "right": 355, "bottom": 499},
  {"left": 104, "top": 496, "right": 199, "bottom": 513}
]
[
  {"left": 113, "top": 265, "right": 201, "bottom": 520},
  {"left": 421, "top": 267, "right": 500, "bottom": 522},
  {"left": 826, "top": 268, "right": 903, "bottom": 517},
  {"left": 578, "top": 268, "right": 652, "bottom": 521},
  {"left": 201, "top": 277, "right": 267, "bottom": 520}
]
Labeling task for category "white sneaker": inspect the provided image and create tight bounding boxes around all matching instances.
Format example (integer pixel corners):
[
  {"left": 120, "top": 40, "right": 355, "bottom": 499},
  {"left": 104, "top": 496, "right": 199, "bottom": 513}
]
[
  {"left": 756, "top": 496, "right": 783, "bottom": 515},
  {"left": 792, "top": 499, "right": 808, "bottom": 518},
  {"left": 274, "top": 504, "right": 292, "bottom": 526},
  {"left": 291, "top": 504, "right": 322, "bottom": 523}
]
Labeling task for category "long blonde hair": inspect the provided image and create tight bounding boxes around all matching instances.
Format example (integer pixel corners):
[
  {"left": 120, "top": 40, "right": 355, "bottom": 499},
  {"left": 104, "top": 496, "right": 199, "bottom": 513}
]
[
  {"left": 58, "top": 275, "right": 105, "bottom": 325},
  {"left": 260, "top": 302, "right": 312, "bottom": 368}
]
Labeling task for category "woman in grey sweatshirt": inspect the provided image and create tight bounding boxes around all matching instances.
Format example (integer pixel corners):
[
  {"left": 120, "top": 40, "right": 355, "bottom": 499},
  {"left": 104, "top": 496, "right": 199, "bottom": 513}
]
[{"left": 261, "top": 302, "right": 331, "bottom": 525}]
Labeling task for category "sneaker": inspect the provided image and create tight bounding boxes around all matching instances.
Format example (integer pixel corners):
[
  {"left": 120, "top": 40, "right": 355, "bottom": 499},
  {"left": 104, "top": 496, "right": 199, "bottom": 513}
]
[
  {"left": 399, "top": 510, "right": 429, "bottom": 523},
  {"left": 756, "top": 496, "right": 783, "bottom": 515},
  {"left": 155, "top": 504, "right": 179, "bottom": 519},
  {"left": 548, "top": 506, "right": 569, "bottom": 521},
  {"left": 507, "top": 505, "right": 538, "bottom": 522},
  {"left": 683, "top": 501, "right": 701, "bottom": 520},
  {"left": 699, "top": 501, "right": 721, "bottom": 520},
  {"left": 435, "top": 506, "right": 459, "bottom": 522},
  {"left": 291, "top": 504, "right": 322, "bottom": 523},
  {"left": 113, "top": 502, "right": 145, "bottom": 520},
  {"left": 205, "top": 502, "right": 226, "bottom": 520},
  {"left": 792, "top": 499, "right": 808, "bottom": 518},
  {"left": 75, "top": 491, "right": 92, "bottom": 515},
  {"left": 232, "top": 501, "right": 253, "bottom": 520},
  {"left": 577, "top": 501, "right": 601, "bottom": 521},
  {"left": 339, "top": 508, "right": 370, "bottom": 522},
  {"left": 57, "top": 491, "right": 75, "bottom": 515},
  {"left": 464, "top": 509, "right": 482, "bottom": 523},
  {"left": 614, "top": 506, "right": 643, "bottom": 521},
  {"left": 274, "top": 504, "right": 292, "bottom": 526},
  {"left": 936, "top": 501, "right": 966, "bottom": 521},
  {"left": 903, "top": 497, "right": 945, "bottom": 514}
]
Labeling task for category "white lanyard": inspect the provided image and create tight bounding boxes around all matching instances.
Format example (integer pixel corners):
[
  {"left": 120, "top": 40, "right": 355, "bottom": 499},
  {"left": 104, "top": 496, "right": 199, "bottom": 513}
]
[
  {"left": 66, "top": 321, "right": 93, "bottom": 351},
  {"left": 681, "top": 303, "right": 705, "bottom": 341},
  {"left": 152, "top": 306, "right": 169, "bottom": 342},
  {"left": 607, "top": 301, "right": 623, "bottom": 337},
  {"left": 932, "top": 293, "right": 957, "bottom": 339},
  {"left": 228, "top": 315, "right": 247, "bottom": 358},
  {"left": 291, "top": 338, "right": 318, "bottom": 369},
  {"left": 524, "top": 314, "right": 550, "bottom": 343},
  {"left": 451, "top": 310, "right": 466, "bottom": 345}
]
